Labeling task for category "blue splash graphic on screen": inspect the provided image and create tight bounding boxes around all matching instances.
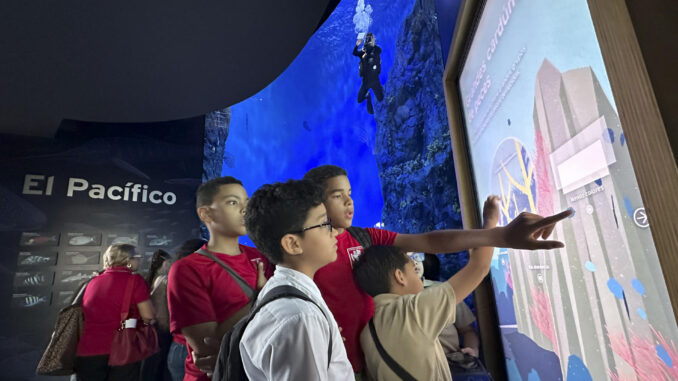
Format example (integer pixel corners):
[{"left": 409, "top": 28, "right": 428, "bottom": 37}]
[
  {"left": 636, "top": 308, "right": 647, "bottom": 320},
  {"left": 631, "top": 278, "right": 646, "bottom": 296},
  {"left": 566, "top": 355, "right": 593, "bottom": 381},
  {"left": 607, "top": 278, "right": 624, "bottom": 300},
  {"left": 657, "top": 344, "right": 673, "bottom": 368}
]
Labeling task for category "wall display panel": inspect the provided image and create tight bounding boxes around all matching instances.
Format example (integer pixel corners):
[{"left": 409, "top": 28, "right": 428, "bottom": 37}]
[
  {"left": 11, "top": 291, "right": 52, "bottom": 309},
  {"left": 61, "top": 251, "right": 100, "bottom": 266},
  {"left": 66, "top": 232, "right": 102, "bottom": 247},
  {"left": 55, "top": 290, "right": 75, "bottom": 308},
  {"left": 16, "top": 251, "right": 57, "bottom": 266},
  {"left": 13, "top": 271, "right": 54, "bottom": 288},
  {"left": 457, "top": 0, "right": 678, "bottom": 380},
  {"left": 106, "top": 233, "right": 139, "bottom": 246},
  {"left": 144, "top": 232, "right": 175, "bottom": 247},
  {"left": 19, "top": 232, "right": 60, "bottom": 247},
  {"left": 0, "top": 119, "right": 204, "bottom": 379}
]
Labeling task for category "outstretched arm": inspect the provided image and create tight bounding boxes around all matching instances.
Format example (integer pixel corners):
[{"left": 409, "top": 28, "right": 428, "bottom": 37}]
[
  {"left": 446, "top": 196, "right": 501, "bottom": 302},
  {"left": 393, "top": 206, "right": 571, "bottom": 254}
]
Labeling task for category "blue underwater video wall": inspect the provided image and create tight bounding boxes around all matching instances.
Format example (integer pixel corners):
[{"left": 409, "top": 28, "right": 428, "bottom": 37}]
[{"left": 210, "top": 0, "right": 468, "bottom": 279}]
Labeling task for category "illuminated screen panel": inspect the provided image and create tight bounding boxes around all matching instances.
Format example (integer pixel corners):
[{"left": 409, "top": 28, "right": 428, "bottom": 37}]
[{"left": 458, "top": 0, "right": 678, "bottom": 380}]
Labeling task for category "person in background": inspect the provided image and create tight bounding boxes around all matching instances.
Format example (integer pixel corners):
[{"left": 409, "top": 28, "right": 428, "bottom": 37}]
[
  {"left": 141, "top": 249, "right": 173, "bottom": 381},
  {"left": 75, "top": 244, "right": 155, "bottom": 381},
  {"left": 166, "top": 239, "right": 206, "bottom": 381},
  {"left": 353, "top": 32, "right": 383, "bottom": 115},
  {"left": 420, "top": 253, "right": 481, "bottom": 364}
]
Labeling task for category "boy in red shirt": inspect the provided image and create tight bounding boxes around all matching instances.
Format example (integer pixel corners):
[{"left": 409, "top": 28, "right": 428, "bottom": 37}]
[
  {"left": 303, "top": 165, "right": 570, "bottom": 377},
  {"left": 167, "top": 176, "right": 272, "bottom": 381}
]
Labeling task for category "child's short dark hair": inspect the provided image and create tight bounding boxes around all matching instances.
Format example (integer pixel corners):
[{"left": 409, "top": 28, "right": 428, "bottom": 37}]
[
  {"left": 303, "top": 165, "right": 347, "bottom": 190},
  {"left": 196, "top": 176, "right": 243, "bottom": 208},
  {"left": 423, "top": 254, "right": 441, "bottom": 281},
  {"left": 245, "top": 179, "right": 325, "bottom": 264},
  {"left": 353, "top": 245, "right": 410, "bottom": 297}
]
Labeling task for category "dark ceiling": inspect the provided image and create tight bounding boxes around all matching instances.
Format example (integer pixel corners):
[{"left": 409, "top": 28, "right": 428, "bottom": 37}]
[{"left": 0, "top": 0, "right": 338, "bottom": 137}]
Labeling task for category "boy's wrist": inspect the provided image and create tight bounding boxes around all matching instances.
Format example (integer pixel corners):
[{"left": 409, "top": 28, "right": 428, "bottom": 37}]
[{"left": 487, "top": 226, "right": 507, "bottom": 247}]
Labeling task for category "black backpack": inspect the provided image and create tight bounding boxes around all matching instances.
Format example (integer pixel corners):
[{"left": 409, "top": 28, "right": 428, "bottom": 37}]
[
  {"left": 346, "top": 226, "right": 372, "bottom": 250},
  {"left": 212, "top": 285, "right": 333, "bottom": 381}
]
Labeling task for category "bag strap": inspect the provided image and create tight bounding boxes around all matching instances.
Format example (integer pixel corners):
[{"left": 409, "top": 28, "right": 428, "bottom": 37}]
[
  {"left": 71, "top": 274, "right": 96, "bottom": 306},
  {"left": 119, "top": 275, "right": 135, "bottom": 323},
  {"left": 243, "top": 285, "right": 334, "bottom": 369},
  {"left": 346, "top": 226, "right": 372, "bottom": 249},
  {"left": 196, "top": 248, "right": 255, "bottom": 301},
  {"left": 368, "top": 319, "right": 417, "bottom": 381}
]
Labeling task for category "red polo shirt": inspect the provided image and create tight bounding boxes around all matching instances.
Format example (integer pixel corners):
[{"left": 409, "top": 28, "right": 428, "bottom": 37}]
[
  {"left": 77, "top": 267, "right": 150, "bottom": 356},
  {"left": 314, "top": 227, "right": 397, "bottom": 372},
  {"left": 167, "top": 244, "right": 273, "bottom": 381}
]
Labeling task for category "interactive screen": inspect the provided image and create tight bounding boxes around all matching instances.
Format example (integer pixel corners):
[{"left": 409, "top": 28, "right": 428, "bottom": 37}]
[{"left": 458, "top": 1, "right": 678, "bottom": 380}]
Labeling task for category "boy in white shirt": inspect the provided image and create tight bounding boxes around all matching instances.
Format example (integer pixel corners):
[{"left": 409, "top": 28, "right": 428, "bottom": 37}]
[{"left": 240, "top": 179, "right": 355, "bottom": 380}]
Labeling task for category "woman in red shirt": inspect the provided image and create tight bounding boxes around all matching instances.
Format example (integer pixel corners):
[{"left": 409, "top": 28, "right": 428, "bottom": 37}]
[{"left": 75, "top": 244, "right": 155, "bottom": 381}]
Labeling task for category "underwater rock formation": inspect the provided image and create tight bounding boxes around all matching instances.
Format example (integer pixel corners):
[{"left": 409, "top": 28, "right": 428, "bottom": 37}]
[
  {"left": 201, "top": 107, "right": 231, "bottom": 239},
  {"left": 373, "top": 0, "right": 465, "bottom": 277}
]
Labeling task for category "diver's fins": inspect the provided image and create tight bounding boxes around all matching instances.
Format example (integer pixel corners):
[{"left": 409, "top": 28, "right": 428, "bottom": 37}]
[{"left": 366, "top": 93, "right": 374, "bottom": 114}]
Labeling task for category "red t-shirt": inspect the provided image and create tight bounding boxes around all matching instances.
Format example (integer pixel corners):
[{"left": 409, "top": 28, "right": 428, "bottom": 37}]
[
  {"left": 314, "top": 227, "right": 397, "bottom": 372},
  {"left": 77, "top": 267, "right": 150, "bottom": 356},
  {"left": 167, "top": 244, "right": 273, "bottom": 381}
]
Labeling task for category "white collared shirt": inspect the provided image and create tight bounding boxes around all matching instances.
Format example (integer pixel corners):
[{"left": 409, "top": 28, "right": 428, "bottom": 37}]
[{"left": 240, "top": 266, "right": 355, "bottom": 380}]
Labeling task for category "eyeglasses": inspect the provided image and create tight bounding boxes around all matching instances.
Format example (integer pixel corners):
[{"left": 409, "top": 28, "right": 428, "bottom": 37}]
[
  {"left": 287, "top": 220, "right": 333, "bottom": 235},
  {"left": 408, "top": 252, "right": 425, "bottom": 262}
]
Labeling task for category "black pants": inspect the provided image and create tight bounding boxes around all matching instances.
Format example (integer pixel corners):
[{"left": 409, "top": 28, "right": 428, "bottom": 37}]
[
  {"left": 357, "top": 77, "right": 384, "bottom": 103},
  {"left": 141, "top": 330, "right": 173, "bottom": 381},
  {"left": 75, "top": 355, "right": 140, "bottom": 381}
]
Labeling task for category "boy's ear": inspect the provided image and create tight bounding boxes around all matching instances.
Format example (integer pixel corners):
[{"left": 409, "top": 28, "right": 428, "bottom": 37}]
[
  {"left": 197, "top": 206, "right": 211, "bottom": 224},
  {"left": 393, "top": 268, "right": 407, "bottom": 287},
  {"left": 280, "top": 234, "right": 303, "bottom": 257}
]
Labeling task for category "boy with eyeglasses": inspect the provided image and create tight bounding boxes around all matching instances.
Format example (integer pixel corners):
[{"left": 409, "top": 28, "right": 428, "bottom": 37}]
[
  {"left": 303, "top": 165, "right": 572, "bottom": 378},
  {"left": 239, "top": 179, "right": 354, "bottom": 380}
]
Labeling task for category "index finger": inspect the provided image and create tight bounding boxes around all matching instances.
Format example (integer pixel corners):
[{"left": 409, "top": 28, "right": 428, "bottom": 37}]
[{"left": 533, "top": 209, "right": 573, "bottom": 229}]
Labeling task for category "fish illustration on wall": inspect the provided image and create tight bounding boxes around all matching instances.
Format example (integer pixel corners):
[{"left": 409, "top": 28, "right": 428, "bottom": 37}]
[
  {"left": 60, "top": 272, "right": 94, "bottom": 283},
  {"left": 22, "top": 273, "right": 47, "bottom": 286},
  {"left": 19, "top": 255, "right": 53, "bottom": 265},
  {"left": 68, "top": 235, "right": 98, "bottom": 246},
  {"left": 20, "top": 295, "right": 48, "bottom": 307},
  {"left": 21, "top": 234, "right": 59, "bottom": 247},
  {"left": 64, "top": 252, "right": 99, "bottom": 265},
  {"left": 14, "top": 272, "right": 52, "bottom": 287},
  {"left": 148, "top": 236, "right": 172, "bottom": 246},
  {"left": 110, "top": 236, "right": 137, "bottom": 245}
]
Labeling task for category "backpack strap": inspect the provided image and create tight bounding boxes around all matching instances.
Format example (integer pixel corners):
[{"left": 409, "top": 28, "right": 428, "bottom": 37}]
[
  {"left": 346, "top": 226, "right": 372, "bottom": 249},
  {"left": 196, "top": 248, "right": 256, "bottom": 301},
  {"left": 243, "top": 285, "right": 334, "bottom": 369},
  {"left": 368, "top": 319, "right": 417, "bottom": 381}
]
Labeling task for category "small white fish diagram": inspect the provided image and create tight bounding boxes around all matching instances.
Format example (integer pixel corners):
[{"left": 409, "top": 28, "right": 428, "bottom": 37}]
[{"left": 69, "top": 235, "right": 96, "bottom": 246}]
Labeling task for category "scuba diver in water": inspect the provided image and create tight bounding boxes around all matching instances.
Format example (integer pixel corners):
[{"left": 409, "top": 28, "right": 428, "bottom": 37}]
[{"left": 353, "top": 33, "right": 383, "bottom": 115}]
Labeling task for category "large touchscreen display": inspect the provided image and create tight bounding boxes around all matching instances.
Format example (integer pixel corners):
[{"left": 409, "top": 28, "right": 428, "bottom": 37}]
[{"left": 458, "top": 1, "right": 678, "bottom": 379}]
